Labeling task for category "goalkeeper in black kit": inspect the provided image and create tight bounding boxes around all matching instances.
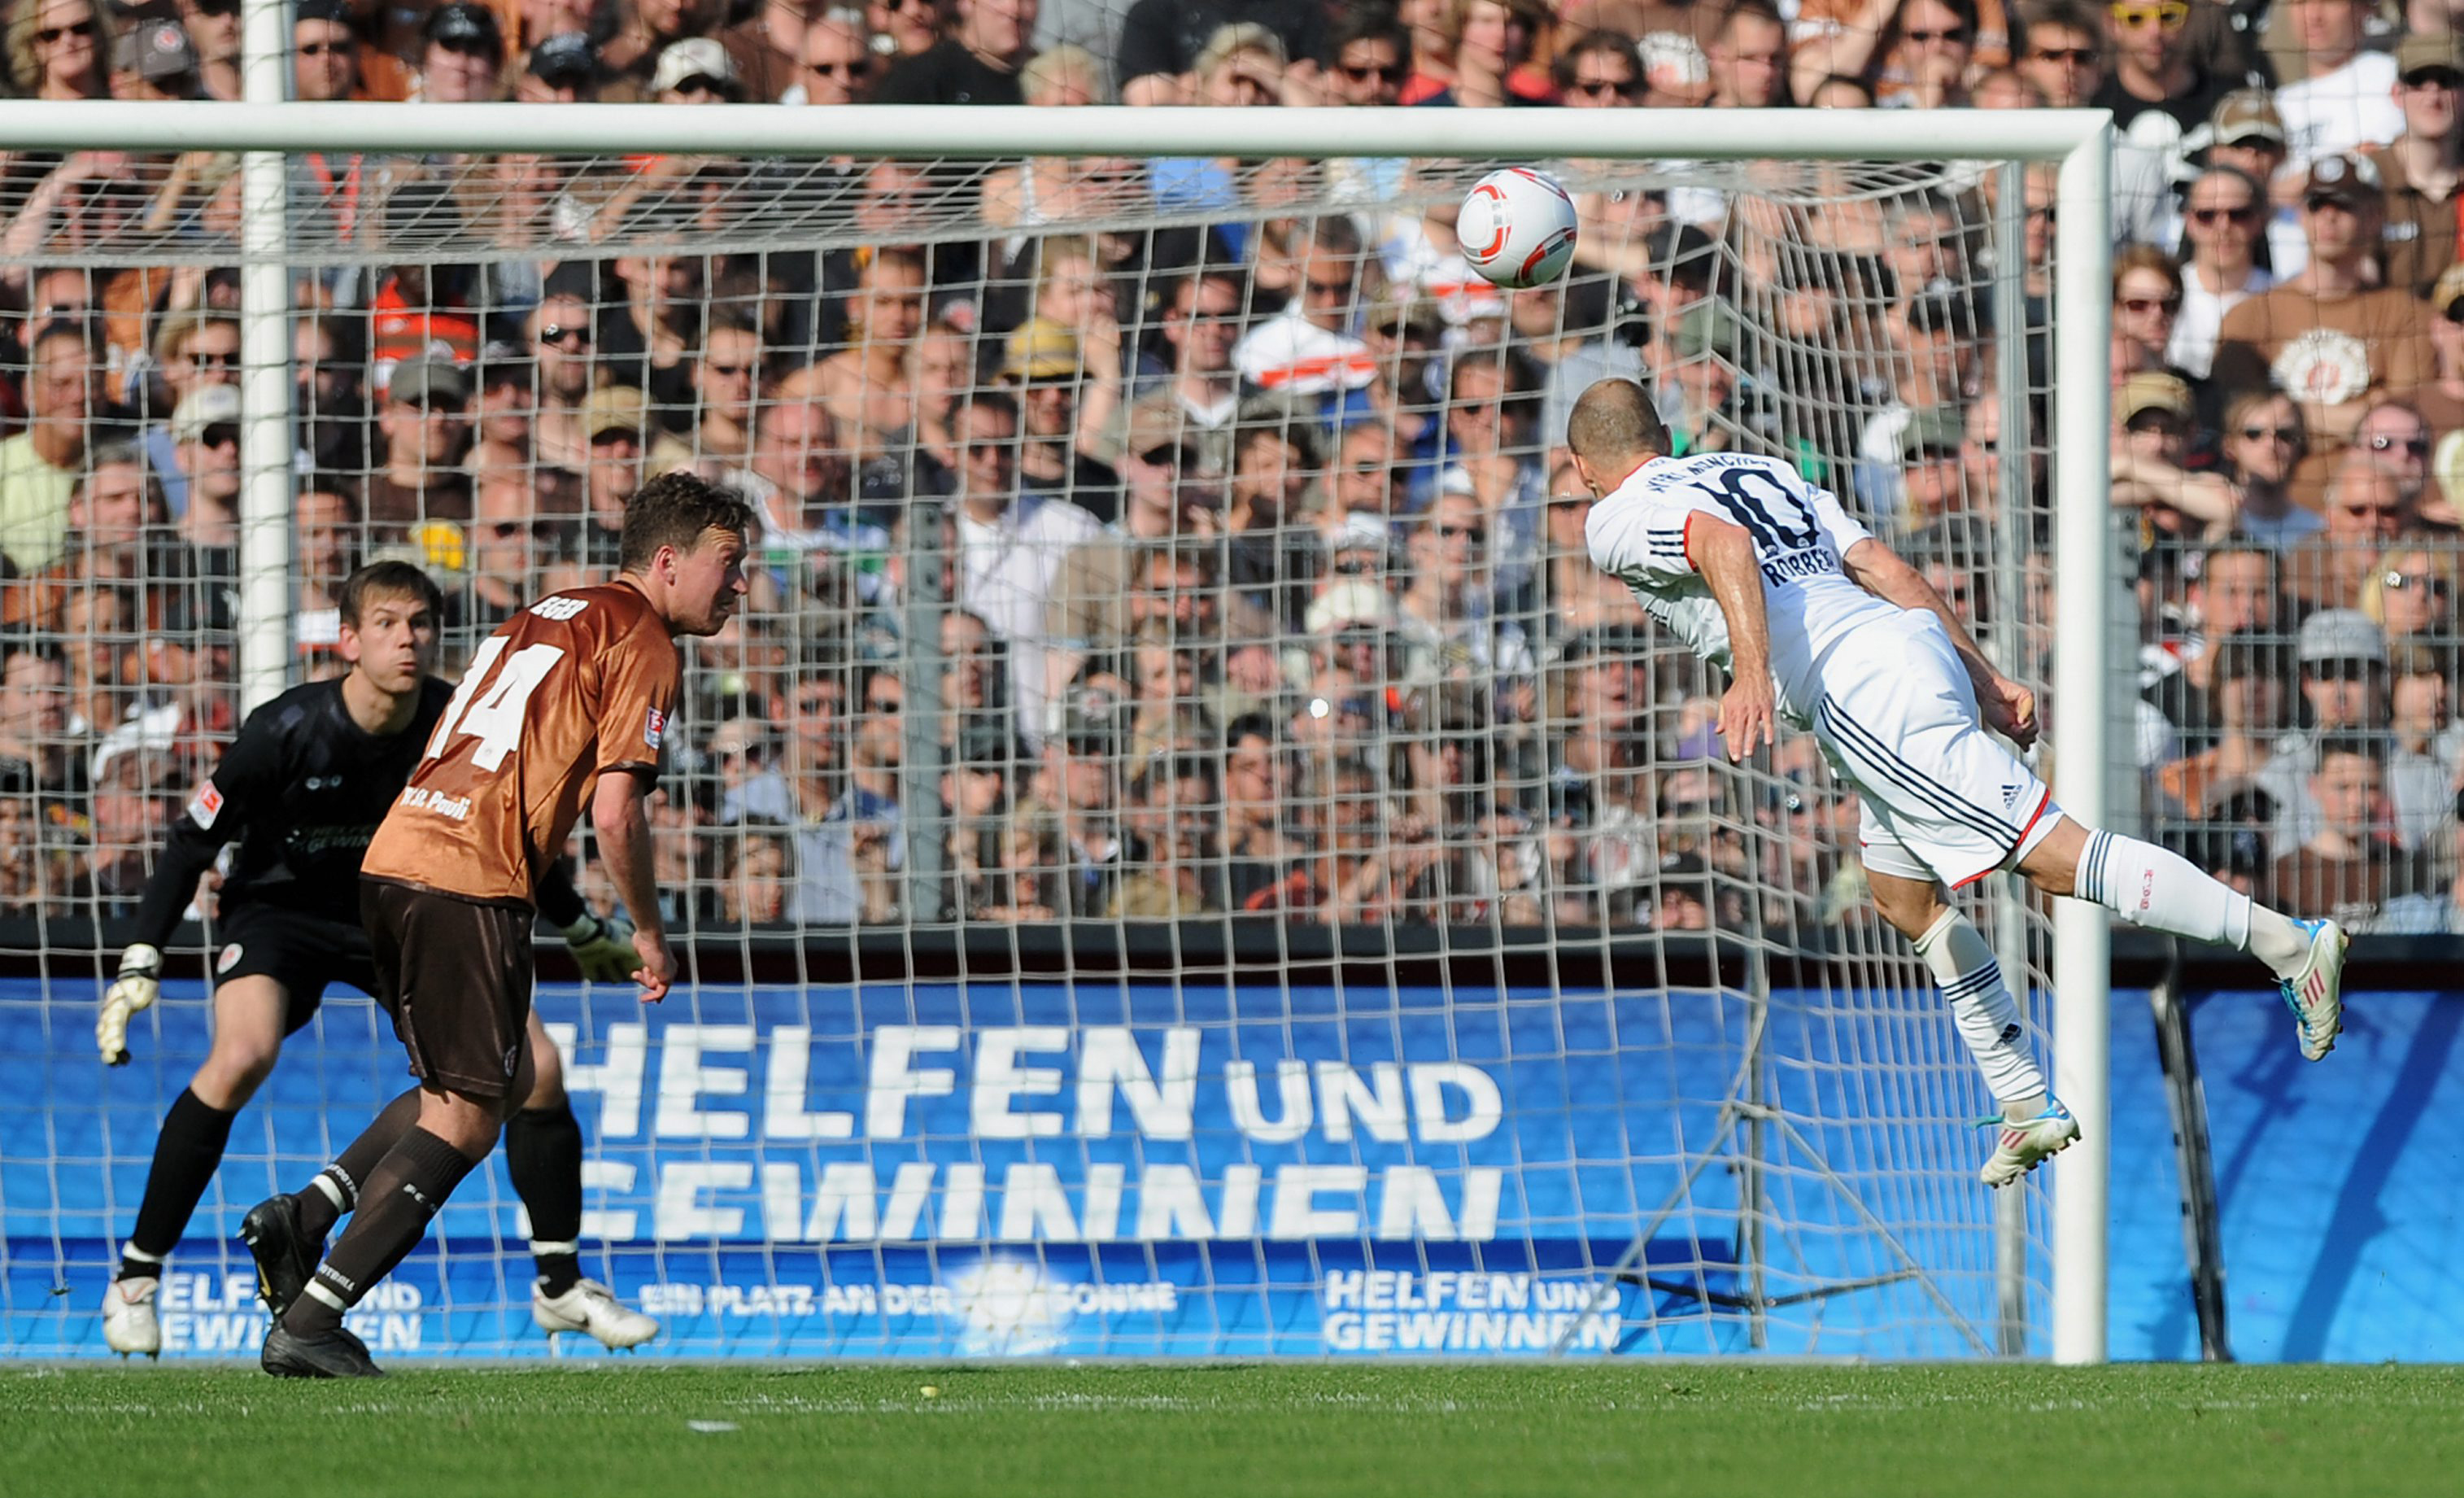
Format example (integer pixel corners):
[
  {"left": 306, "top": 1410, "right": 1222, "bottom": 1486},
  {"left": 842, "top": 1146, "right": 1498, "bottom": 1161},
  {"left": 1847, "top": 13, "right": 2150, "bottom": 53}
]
[{"left": 95, "top": 561, "right": 657, "bottom": 1357}]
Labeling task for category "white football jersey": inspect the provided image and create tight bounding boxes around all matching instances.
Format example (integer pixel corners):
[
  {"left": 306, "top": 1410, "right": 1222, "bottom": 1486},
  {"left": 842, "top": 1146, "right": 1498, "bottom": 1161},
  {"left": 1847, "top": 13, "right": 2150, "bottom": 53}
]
[{"left": 1585, "top": 451, "right": 1900, "bottom": 723}]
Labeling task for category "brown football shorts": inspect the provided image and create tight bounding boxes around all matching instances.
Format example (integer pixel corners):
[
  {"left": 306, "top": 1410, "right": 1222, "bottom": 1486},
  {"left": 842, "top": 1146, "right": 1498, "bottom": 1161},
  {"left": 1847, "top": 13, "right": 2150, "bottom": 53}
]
[{"left": 360, "top": 877, "right": 537, "bottom": 1099}]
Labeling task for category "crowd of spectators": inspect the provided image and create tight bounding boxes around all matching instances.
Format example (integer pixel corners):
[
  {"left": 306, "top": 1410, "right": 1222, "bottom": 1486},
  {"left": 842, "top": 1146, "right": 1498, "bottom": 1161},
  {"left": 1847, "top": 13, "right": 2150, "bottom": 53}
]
[{"left": 0, "top": 0, "right": 2461, "bottom": 941}]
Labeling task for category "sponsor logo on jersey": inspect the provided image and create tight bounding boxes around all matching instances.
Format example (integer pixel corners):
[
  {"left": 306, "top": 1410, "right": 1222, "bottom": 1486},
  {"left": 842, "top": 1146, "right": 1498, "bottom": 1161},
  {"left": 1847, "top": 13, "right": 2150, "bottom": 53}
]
[
  {"left": 399, "top": 785, "right": 473, "bottom": 821},
  {"left": 645, "top": 706, "right": 666, "bottom": 752},
  {"left": 530, "top": 596, "right": 591, "bottom": 622},
  {"left": 216, "top": 943, "right": 243, "bottom": 974},
  {"left": 187, "top": 783, "right": 224, "bottom": 831}
]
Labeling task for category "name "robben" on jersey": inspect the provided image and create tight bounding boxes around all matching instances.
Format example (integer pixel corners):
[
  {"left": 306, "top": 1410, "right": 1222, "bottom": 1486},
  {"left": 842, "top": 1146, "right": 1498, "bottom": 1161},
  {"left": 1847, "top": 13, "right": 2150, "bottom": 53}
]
[
  {"left": 399, "top": 785, "right": 472, "bottom": 821},
  {"left": 1759, "top": 548, "right": 1839, "bottom": 586}
]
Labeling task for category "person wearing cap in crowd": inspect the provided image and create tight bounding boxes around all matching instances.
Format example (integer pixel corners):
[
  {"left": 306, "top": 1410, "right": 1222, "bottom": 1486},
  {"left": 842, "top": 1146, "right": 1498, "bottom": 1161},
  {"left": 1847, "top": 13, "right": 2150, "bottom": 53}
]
[
  {"left": 138, "top": 313, "right": 239, "bottom": 517},
  {"left": 2170, "top": 164, "right": 2273, "bottom": 380},
  {"left": 169, "top": 385, "right": 242, "bottom": 552},
  {"left": 518, "top": 31, "right": 600, "bottom": 103},
  {"left": 2260, "top": 608, "right": 2394, "bottom": 848},
  {"left": 290, "top": 0, "right": 360, "bottom": 101},
  {"left": 365, "top": 356, "right": 474, "bottom": 535},
  {"left": 2202, "top": 87, "right": 2308, "bottom": 278},
  {"left": 2213, "top": 151, "right": 2433, "bottom": 444},
  {"left": 170, "top": 0, "right": 238, "bottom": 100},
  {"left": 573, "top": 386, "right": 694, "bottom": 564},
  {"left": 1892, "top": 405, "right": 1970, "bottom": 538},
  {"left": 2111, "top": 370, "right": 2238, "bottom": 539},
  {"left": 652, "top": 37, "right": 743, "bottom": 102},
  {"left": 1661, "top": 299, "right": 1742, "bottom": 459},
  {"left": 109, "top": 16, "right": 198, "bottom": 102},
  {"left": 413, "top": 2, "right": 504, "bottom": 103},
  {"left": 1001, "top": 316, "right": 1124, "bottom": 526},
  {"left": 2373, "top": 30, "right": 2464, "bottom": 299},
  {"left": 2270, "top": 0, "right": 2404, "bottom": 169}
]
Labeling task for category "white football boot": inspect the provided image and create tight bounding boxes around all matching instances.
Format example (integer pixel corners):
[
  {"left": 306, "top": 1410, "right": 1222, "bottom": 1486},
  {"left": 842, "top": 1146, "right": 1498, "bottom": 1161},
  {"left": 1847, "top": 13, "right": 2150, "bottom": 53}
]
[
  {"left": 1980, "top": 1099, "right": 2080, "bottom": 1188},
  {"left": 2279, "top": 917, "right": 2349, "bottom": 1063},
  {"left": 102, "top": 1276, "right": 162, "bottom": 1359},
  {"left": 533, "top": 1279, "right": 660, "bottom": 1352}
]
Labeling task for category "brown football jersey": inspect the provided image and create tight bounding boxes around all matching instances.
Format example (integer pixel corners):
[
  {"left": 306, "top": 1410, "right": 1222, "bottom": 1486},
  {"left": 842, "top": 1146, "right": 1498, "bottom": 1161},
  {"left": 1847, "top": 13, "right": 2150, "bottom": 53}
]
[{"left": 362, "top": 581, "right": 678, "bottom": 906}]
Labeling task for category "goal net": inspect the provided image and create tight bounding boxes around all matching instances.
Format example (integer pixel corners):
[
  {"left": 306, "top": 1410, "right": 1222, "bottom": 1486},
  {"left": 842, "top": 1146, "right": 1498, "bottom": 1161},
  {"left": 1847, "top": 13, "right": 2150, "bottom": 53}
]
[{"left": 0, "top": 108, "right": 2112, "bottom": 1360}]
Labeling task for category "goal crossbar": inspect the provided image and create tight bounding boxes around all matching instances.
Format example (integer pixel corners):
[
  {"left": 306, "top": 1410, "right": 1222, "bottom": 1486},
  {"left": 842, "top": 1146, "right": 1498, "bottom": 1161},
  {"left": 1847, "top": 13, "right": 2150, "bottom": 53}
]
[{"left": 0, "top": 102, "right": 2115, "bottom": 164}]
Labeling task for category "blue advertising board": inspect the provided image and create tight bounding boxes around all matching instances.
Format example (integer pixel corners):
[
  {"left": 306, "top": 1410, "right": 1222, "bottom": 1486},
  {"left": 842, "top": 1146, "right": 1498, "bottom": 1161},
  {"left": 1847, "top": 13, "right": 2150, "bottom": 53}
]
[{"left": 3, "top": 976, "right": 2030, "bottom": 1360}]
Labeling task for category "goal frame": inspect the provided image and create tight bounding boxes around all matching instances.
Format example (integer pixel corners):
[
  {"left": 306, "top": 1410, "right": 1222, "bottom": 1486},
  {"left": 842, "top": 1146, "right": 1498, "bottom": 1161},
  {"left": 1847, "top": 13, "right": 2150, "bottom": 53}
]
[{"left": 0, "top": 96, "right": 2117, "bottom": 1364}]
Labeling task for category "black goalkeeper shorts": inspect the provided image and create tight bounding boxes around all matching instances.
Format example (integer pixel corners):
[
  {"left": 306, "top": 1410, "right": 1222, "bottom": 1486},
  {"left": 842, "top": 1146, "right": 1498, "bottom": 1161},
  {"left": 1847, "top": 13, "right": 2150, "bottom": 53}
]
[{"left": 209, "top": 902, "right": 379, "bottom": 1036}]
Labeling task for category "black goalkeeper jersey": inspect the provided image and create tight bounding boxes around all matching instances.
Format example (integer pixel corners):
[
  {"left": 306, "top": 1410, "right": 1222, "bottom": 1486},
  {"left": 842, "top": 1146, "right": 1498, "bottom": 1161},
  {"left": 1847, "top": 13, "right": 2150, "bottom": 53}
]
[{"left": 129, "top": 676, "right": 586, "bottom": 946}]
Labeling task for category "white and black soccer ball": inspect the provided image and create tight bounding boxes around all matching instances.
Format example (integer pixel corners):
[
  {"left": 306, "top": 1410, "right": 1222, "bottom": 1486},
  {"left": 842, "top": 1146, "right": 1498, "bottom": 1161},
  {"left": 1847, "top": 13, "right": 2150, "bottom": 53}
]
[{"left": 1457, "top": 167, "right": 1580, "bottom": 290}]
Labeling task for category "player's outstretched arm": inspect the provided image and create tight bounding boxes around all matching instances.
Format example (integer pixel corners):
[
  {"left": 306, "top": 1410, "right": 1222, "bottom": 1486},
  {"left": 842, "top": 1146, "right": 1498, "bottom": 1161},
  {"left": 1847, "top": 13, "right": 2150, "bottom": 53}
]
[
  {"left": 588, "top": 771, "right": 674, "bottom": 1003},
  {"left": 1688, "top": 514, "right": 1778, "bottom": 762},
  {"left": 1841, "top": 537, "right": 2039, "bottom": 749},
  {"left": 99, "top": 729, "right": 272, "bottom": 1064}
]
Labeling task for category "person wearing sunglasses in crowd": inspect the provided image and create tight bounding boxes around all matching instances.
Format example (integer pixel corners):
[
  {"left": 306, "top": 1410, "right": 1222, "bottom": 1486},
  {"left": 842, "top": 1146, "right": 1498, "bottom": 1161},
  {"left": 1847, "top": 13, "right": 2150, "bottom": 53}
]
[
  {"left": 2213, "top": 151, "right": 2434, "bottom": 449},
  {"left": 2217, "top": 389, "right": 2322, "bottom": 551},
  {"left": 2375, "top": 32, "right": 2464, "bottom": 301},
  {"left": 2170, "top": 165, "right": 2271, "bottom": 380},
  {"left": 8, "top": 0, "right": 106, "bottom": 101}
]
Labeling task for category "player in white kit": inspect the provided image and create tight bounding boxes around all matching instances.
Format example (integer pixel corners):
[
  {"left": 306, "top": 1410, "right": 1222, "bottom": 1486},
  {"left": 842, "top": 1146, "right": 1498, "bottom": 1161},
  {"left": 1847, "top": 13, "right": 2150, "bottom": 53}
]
[{"left": 1566, "top": 379, "right": 2348, "bottom": 1186}]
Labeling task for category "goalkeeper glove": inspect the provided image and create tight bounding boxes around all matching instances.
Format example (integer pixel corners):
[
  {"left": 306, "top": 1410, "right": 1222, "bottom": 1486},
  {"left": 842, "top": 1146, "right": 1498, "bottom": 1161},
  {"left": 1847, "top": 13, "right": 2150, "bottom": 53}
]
[
  {"left": 560, "top": 912, "right": 641, "bottom": 983},
  {"left": 98, "top": 943, "right": 163, "bottom": 1066}
]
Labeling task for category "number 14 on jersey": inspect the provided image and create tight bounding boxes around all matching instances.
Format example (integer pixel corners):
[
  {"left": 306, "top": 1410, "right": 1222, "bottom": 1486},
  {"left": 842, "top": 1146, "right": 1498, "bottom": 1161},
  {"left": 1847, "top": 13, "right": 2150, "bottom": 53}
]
[{"left": 426, "top": 635, "right": 567, "bottom": 771}]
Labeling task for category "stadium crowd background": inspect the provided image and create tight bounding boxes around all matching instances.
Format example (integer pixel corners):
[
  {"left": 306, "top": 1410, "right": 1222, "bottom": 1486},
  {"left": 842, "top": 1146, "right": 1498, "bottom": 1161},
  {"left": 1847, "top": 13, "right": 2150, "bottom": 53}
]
[{"left": 0, "top": 0, "right": 2457, "bottom": 938}]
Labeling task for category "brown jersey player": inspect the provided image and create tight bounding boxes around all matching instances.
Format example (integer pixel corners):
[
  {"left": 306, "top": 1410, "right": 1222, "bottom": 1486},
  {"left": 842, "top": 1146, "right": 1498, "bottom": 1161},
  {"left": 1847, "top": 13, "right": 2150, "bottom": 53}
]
[{"left": 260, "top": 473, "right": 751, "bottom": 1378}]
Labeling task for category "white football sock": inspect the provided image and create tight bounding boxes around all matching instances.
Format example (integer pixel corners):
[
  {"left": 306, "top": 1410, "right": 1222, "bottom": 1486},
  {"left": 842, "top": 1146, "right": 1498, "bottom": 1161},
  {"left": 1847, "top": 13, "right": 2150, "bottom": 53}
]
[
  {"left": 1912, "top": 910, "right": 2048, "bottom": 1116},
  {"left": 2074, "top": 828, "right": 2256, "bottom": 943},
  {"left": 2242, "top": 904, "right": 2313, "bottom": 980}
]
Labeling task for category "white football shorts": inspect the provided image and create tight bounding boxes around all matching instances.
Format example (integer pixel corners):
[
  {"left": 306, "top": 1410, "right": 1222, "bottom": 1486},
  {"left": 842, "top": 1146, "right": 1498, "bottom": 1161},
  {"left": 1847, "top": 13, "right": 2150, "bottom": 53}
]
[{"left": 1808, "top": 610, "right": 2062, "bottom": 889}]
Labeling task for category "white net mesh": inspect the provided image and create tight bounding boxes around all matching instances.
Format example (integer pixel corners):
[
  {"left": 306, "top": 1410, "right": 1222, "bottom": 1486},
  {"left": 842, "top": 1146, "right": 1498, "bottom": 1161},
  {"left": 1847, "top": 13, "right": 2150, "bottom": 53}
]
[{"left": 0, "top": 138, "right": 2068, "bottom": 1359}]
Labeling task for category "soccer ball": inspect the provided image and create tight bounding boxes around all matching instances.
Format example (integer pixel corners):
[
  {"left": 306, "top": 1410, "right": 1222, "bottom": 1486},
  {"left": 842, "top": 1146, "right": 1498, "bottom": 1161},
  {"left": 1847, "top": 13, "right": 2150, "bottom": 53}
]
[{"left": 1457, "top": 168, "right": 1580, "bottom": 290}]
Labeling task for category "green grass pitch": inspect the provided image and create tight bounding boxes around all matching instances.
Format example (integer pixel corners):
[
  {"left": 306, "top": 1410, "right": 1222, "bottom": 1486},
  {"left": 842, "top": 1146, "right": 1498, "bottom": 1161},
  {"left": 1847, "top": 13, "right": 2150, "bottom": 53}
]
[{"left": 7, "top": 1363, "right": 2461, "bottom": 1497}]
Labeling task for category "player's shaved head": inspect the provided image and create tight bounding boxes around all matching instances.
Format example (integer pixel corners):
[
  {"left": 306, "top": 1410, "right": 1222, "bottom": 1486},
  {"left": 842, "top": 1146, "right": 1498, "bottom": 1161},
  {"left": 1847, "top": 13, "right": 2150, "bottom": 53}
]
[{"left": 1566, "top": 378, "right": 1670, "bottom": 475}]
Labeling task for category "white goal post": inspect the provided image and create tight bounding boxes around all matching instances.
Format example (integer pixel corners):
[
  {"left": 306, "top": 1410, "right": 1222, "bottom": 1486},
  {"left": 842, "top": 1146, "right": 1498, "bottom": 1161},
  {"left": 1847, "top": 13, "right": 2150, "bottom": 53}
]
[{"left": 0, "top": 97, "right": 2115, "bottom": 1363}]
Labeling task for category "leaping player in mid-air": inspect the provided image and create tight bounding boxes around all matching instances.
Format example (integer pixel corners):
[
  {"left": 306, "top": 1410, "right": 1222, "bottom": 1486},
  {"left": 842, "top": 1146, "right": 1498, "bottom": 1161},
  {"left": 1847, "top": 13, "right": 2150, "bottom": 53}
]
[
  {"left": 95, "top": 561, "right": 660, "bottom": 1356},
  {"left": 1567, "top": 378, "right": 2347, "bottom": 1186}
]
